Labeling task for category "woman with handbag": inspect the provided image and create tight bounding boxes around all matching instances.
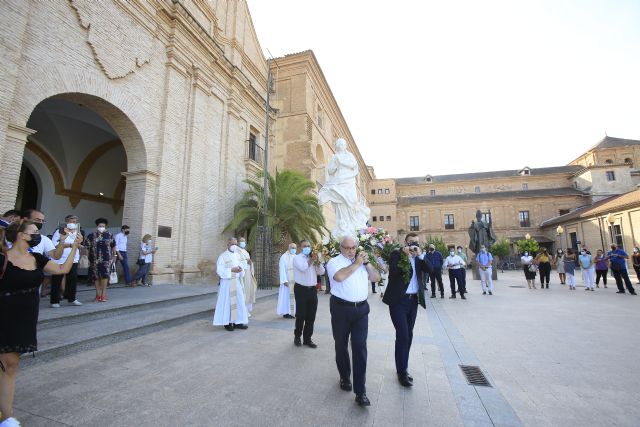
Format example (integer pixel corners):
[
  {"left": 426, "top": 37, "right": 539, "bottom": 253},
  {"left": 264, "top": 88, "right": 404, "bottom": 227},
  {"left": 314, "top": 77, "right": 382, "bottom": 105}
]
[
  {"left": 84, "top": 218, "right": 116, "bottom": 302},
  {"left": 521, "top": 251, "right": 536, "bottom": 289},
  {"left": 0, "top": 220, "right": 81, "bottom": 426},
  {"left": 132, "top": 234, "right": 157, "bottom": 287}
]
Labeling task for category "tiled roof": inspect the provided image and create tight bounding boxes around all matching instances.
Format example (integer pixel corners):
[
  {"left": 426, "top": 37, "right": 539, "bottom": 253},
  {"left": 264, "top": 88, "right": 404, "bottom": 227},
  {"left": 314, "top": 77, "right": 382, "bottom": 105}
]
[
  {"left": 398, "top": 187, "right": 588, "bottom": 205},
  {"left": 395, "top": 166, "right": 582, "bottom": 185},
  {"left": 540, "top": 189, "right": 640, "bottom": 227},
  {"left": 589, "top": 136, "right": 640, "bottom": 151}
]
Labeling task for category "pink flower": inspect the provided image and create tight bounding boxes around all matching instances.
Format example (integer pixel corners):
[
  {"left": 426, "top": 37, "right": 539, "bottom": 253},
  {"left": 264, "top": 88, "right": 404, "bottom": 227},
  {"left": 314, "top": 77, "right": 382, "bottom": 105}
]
[{"left": 367, "top": 227, "right": 377, "bottom": 233}]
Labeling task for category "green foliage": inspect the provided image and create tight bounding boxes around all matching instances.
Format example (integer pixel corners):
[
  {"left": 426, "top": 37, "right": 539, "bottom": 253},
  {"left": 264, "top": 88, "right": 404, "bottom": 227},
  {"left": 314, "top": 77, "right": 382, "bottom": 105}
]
[
  {"left": 424, "top": 235, "right": 448, "bottom": 255},
  {"left": 223, "top": 170, "right": 327, "bottom": 250},
  {"left": 489, "top": 238, "right": 512, "bottom": 259},
  {"left": 516, "top": 238, "right": 539, "bottom": 255}
]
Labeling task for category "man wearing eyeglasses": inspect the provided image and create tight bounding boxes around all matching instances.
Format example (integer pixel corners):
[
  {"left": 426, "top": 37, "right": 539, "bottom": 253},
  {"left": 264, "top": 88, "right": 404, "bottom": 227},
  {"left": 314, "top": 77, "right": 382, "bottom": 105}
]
[
  {"left": 326, "top": 236, "right": 380, "bottom": 407},
  {"left": 383, "top": 232, "right": 432, "bottom": 387}
]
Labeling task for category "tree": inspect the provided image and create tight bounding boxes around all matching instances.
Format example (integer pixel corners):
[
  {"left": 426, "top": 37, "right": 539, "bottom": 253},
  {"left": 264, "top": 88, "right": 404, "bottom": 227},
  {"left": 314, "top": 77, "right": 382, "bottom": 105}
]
[
  {"left": 489, "top": 238, "right": 512, "bottom": 259},
  {"left": 424, "top": 235, "right": 448, "bottom": 256},
  {"left": 516, "top": 238, "right": 539, "bottom": 255},
  {"left": 224, "top": 170, "right": 327, "bottom": 249}
]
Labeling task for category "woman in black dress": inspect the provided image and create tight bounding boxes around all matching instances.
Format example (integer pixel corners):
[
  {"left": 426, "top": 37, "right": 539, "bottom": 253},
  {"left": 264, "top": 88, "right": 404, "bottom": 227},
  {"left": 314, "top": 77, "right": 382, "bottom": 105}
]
[{"left": 0, "top": 220, "right": 80, "bottom": 425}]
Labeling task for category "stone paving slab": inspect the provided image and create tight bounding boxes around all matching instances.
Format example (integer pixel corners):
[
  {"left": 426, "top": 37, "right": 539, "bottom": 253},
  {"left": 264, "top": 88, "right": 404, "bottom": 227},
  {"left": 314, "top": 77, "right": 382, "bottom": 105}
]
[{"left": 9, "top": 270, "right": 640, "bottom": 426}]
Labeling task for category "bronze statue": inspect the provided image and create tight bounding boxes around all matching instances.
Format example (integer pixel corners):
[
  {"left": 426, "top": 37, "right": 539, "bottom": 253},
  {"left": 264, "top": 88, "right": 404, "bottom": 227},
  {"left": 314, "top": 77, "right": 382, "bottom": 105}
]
[{"left": 468, "top": 210, "right": 496, "bottom": 254}]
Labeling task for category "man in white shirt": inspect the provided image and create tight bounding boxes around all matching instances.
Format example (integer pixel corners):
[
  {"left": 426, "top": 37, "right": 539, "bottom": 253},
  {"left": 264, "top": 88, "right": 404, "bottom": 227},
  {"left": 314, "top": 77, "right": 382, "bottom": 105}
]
[
  {"left": 277, "top": 242, "right": 297, "bottom": 318},
  {"left": 475, "top": 245, "right": 494, "bottom": 295},
  {"left": 213, "top": 237, "right": 249, "bottom": 331},
  {"left": 443, "top": 247, "right": 467, "bottom": 299},
  {"left": 114, "top": 225, "right": 132, "bottom": 286},
  {"left": 22, "top": 209, "right": 64, "bottom": 260},
  {"left": 293, "top": 240, "right": 325, "bottom": 348},
  {"left": 50, "top": 214, "right": 83, "bottom": 307},
  {"left": 326, "top": 236, "right": 380, "bottom": 407}
]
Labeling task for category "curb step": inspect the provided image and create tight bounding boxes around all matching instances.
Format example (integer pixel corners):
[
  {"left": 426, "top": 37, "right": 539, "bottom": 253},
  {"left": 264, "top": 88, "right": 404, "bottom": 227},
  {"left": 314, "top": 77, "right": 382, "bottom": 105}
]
[{"left": 22, "top": 292, "right": 278, "bottom": 367}]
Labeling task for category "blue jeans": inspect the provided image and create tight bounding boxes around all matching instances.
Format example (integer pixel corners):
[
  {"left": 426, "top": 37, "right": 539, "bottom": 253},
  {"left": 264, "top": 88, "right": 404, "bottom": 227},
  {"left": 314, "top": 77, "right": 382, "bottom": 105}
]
[
  {"left": 133, "top": 262, "right": 150, "bottom": 283},
  {"left": 118, "top": 251, "right": 131, "bottom": 284}
]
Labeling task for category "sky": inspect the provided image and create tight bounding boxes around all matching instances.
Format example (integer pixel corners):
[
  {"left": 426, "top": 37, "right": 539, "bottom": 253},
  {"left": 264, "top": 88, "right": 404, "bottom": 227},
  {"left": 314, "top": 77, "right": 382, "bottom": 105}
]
[{"left": 247, "top": 0, "right": 640, "bottom": 179}]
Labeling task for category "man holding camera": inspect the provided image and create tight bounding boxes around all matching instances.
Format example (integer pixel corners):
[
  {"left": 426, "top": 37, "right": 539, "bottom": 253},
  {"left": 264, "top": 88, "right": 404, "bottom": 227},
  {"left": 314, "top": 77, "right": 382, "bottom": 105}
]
[
  {"left": 383, "top": 233, "right": 432, "bottom": 387},
  {"left": 293, "top": 239, "right": 325, "bottom": 348}
]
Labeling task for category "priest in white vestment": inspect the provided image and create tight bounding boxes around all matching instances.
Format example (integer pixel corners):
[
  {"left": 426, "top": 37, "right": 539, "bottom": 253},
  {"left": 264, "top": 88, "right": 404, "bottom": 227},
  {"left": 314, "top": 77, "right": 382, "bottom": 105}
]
[
  {"left": 277, "top": 242, "right": 297, "bottom": 318},
  {"left": 237, "top": 237, "right": 257, "bottom": 315},
  {"left": 213, "top": 237, "right": 249, "bottom": 331}
]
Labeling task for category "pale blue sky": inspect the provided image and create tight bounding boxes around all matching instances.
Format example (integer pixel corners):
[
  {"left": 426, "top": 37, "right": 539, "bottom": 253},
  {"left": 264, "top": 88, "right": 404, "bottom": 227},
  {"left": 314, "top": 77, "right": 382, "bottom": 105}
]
[{"left": 248, "top": 0, "right": 640, "bottom": 178}]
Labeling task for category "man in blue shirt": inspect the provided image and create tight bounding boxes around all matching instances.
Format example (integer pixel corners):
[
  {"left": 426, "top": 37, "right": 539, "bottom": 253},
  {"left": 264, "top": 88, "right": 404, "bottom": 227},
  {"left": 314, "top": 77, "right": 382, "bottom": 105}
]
[
  {"left": 607, "top": 244, "right": 636, "bottom": 295},
  {"left": 476, "top": 245, "right": 494, "bottom": 295},
  {"left": 424, "top": 244, "right": 444, "bottom": 298}
]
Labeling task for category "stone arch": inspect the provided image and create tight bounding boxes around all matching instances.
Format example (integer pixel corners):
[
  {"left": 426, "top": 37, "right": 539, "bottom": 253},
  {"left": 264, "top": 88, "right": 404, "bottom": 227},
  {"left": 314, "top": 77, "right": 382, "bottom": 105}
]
[{"left": 70, "top": 139, "right": 122, "bottom": 206}]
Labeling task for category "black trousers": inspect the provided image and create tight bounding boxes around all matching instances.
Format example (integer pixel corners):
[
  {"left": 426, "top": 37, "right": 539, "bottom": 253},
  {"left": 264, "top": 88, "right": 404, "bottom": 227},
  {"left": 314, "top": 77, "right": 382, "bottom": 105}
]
[
  {"left": 612, "top": 269, "right": 635, "bottom": 293},
  {"left": 51, "top": 263, "right": 78, "bottom": 304},
  {"left": 389, "top": 294, "right": 418, "bottom": 375},
  {"left": 294, "top": 284, "right": 318, "bottom": 341},
  {"left": 539, "top": 262, "right": 551, "bottom": 285},
  {"left": 330, "top": 296, "right": 369, "bottom": 394},
  {"left": 449, "top": 268, "right": 465, "bottom": 295},
  {"left": 429, "top": 269, "right": 444, "bottom": 296},
  {"left": 595, "top": 269, "right": 608, "bottom": 285}
]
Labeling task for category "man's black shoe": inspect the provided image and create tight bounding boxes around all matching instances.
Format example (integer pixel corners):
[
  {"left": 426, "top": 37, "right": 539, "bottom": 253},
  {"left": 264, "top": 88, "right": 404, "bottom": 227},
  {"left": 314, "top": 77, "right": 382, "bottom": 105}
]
[
  {"left": 397, "top": 373, "right": 413, "bottom": 387},
  {"left": 355, "top": 393, "right": 371, "bottom": 406},
  {"left": 294, "top": 337, "right": 302, "bottom": 346},
  {"left": 339, "top": 378, "right": 352, "bottom": 391},
  {"left": 405, "top": 372, "right": 414, "bottom": 382},
  {"left": 224, "top": 325, "right": 234, "bottom": 331},
  {"left": 441, "top": 294, "right": 444, "bottom": 299},
  {"left": 630, "top": 291, "right": 637, "bottom": 295},
  {"left": 461, "top": 295, "right": 466, "bottom": 300},
  {"left": 284, "top": 314, "right": 295, "bottom": 319},
  {"left": 449, "top": 295, "right": 456, "bottom": 299},
  {"left": 235, "top": 324, "right": 248, "bottom": 329},
  {"left": 303, "top": 340, "right": 318, "bottom": 348},
  {"left": 430, "top": 294, "right": 436, "bottom": 298},
  {"left": 489, "top": 291, "right": 493, "bottom": 295},
  {"left": 616, "top": 291, "right": 626, "bottom": 294}
]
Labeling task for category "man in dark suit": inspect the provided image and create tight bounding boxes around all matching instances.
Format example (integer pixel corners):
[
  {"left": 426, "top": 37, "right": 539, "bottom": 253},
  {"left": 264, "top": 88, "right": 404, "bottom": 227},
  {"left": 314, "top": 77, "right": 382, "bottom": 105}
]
[{"left": 382, "top": 232, "right": 433, "bottom": 387}]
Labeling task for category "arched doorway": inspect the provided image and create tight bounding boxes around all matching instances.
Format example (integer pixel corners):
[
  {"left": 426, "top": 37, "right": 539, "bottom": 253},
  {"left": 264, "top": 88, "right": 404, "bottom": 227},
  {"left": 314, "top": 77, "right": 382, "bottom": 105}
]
[{"left": 21, "top": 97, "right": 128, "bottom": 234}]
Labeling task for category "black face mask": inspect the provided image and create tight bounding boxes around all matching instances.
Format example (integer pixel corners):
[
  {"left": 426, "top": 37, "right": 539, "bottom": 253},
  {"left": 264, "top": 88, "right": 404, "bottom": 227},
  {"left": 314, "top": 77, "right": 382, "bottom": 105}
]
[
  {"left": 28, "top": 233, "right": 42, "bottom": 248},
  {"left": 124, "top": 230, "right": 130, "bottom": 235},
  {"left": 34, "top": 222, "right": 43, "bottom": 231}
]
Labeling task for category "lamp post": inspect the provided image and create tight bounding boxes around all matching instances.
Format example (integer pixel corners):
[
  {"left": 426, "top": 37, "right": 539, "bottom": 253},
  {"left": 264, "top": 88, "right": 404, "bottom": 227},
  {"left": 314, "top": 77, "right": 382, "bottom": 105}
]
[
  {"left": 556, "top": 225, "right": 564, "bottom": 251},
  {"left": 525, "top": 233, "right": 531, "bottom": 240},
  {"left": 606, "top": 213, "right": 616, "bottom": 247}
]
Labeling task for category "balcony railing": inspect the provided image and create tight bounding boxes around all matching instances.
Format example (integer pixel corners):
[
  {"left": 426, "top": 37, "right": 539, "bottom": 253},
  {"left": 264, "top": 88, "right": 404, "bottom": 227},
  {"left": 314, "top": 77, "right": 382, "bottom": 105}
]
[{"left": 246, "top": 140, "right": 264, "bottom": 166}]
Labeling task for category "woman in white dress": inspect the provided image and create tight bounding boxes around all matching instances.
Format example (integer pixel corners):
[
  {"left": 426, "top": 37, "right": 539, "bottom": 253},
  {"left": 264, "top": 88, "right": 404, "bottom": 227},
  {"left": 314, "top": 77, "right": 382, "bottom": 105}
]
[{"left": 521, "top": 252, "right": 536, "bottom": 289}]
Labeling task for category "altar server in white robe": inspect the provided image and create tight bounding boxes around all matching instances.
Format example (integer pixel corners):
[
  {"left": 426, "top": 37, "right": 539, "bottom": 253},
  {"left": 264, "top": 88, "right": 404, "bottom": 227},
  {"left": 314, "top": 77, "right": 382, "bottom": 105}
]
[
  {"left": 213, "top": 237, "right": 249, "bottom": 331},
  {"left": 237, "top": 237, "right": 257, "bottom": 315},
  {"left": 277, "top": 242, "right": 297, "bottom": 318}
]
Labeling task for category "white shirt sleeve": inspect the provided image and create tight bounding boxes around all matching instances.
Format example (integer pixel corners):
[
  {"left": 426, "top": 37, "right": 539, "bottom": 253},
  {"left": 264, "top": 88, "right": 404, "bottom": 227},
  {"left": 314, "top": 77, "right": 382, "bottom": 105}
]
[
  {"left": 42, "top": 236, "right": 56, "bottom": 256},
  {"left": 279, "top": 254, "right": 289, "bottom": 284},
  {"left": 51, "top": 230, "right": 61, "bottom": 246},
  {"left": 315, "top": 263, "right": 325, "bottom": 276},
  {"left": 293, "top": 254, "right": 311, "bottom": 272},
  {"left": 217, "top": 254, "right": 232, "bottom": 279},
  {"left": 326, "top": 258, "right": 339, "bottom": 282}
]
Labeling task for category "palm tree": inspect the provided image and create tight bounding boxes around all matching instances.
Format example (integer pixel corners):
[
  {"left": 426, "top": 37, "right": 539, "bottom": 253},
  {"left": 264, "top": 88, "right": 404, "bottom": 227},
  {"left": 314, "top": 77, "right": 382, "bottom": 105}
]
[{"left": 224, "top": 170, "right": 327, "bottom": 249}]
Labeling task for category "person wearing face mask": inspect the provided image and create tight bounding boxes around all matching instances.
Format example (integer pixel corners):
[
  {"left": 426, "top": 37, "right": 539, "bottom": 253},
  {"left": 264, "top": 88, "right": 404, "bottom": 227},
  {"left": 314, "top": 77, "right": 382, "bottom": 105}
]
[
  {"left": 475, "top": 245, "right": 494, "bottom": 295},
  {"left": 0, "top": 220, "right": 81, "bottom": 426},
  {"left": 632, "top": 247, "right": 640, "bottom": 285},
  {"left": 563, "top": 248, "right": 577, "bottom": 290},
  {"left": 236, "top": 237, "right": 257, "bottom": 315},
  {"left": 521, "top": 251, "right": 536, "bottom": 289},
  {"left": 292, "top": 240, "right": 325, "bottom": 348},
  {"left": 0, "top": 210, "right": 21, "bottom": 229},
  {"left": 424, "top": 243, "right": 444, "bottom": 299},
  {"left": 578, "top": 248, "right": 595, "bottom": 291},
  {"left": 456, "top": 246, "right": 468, "bottom": 292},
  {"left": 534, "top": 248, "right": 552, "bottom": 289},
  {"left": 443, "top": 246, "right": 467, "bottom": 298},
  {"left": 553, "top": 249, "right": 566, "bottom": 285},
  {"left": 594, "top": 249, "right": 608, "bottom": 288},
  {"left": 85, "top": 218, "right": 117, "bottom": 302},
  {"left": 606, "top": 244, "right": 636, "bottom": 295},
  {"left": 115, "top": 225, "right": 132, "bottom": 286},
  {"left": 213, "top": 237, "right": 249, "bottom": 331},
  {"left": 277, "top": 242, "right": 297, "bottom": 319},
  {"left": 50, "top": 214, "right": 83, "bottom": 307},
  {"left": 132, "top": 234, "right": 158, "bottom": 287}
]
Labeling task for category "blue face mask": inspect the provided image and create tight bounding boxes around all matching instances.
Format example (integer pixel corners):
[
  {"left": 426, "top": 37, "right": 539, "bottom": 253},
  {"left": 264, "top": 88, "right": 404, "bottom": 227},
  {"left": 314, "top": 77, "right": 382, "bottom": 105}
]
[
  {"left": 289, "top": 248, "right": 296, "bottom": 255},
  {"left": 239, "top": 242, "right": 246, "bottom": 249},
  {"left": 302, "top": 247, "right": 311, "bottom": 256}
]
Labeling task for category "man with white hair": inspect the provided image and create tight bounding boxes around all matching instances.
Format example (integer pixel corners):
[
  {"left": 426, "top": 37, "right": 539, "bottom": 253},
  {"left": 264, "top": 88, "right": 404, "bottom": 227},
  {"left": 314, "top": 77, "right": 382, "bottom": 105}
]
[
  {"left": 213, "top": 237, "right": 249, "bottom": 331},
  {"left": 277, "top": 242, "right": 297, "bottom": 318},
  {"left": 327, "top": 236, "right": 381, "bottom": 407}
]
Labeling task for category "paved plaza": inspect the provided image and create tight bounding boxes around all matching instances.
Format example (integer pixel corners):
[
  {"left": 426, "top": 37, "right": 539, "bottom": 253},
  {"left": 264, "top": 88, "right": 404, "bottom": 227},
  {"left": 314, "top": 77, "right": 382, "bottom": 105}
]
[{"left": 11, "top": 270, "right": 640, "bottom": 426}]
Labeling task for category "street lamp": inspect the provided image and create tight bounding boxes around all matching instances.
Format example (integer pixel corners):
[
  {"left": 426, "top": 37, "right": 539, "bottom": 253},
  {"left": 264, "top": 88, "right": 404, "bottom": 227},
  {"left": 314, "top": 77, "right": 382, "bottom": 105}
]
[
  {"left": 556, "top": 225, "right": 564, "bottom": 251},
  {"left": 525, "top": 233, "right": 531, "bottom": 240},
  {"left": 606, "top": 213, "right": 616, "bottom": 246}
]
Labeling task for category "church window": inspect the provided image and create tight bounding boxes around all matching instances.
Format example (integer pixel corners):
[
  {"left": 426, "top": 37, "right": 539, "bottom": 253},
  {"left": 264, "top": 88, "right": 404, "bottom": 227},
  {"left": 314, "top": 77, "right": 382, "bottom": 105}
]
[{"left": 444, "top": 214, "right": 455, "bottom": 230}]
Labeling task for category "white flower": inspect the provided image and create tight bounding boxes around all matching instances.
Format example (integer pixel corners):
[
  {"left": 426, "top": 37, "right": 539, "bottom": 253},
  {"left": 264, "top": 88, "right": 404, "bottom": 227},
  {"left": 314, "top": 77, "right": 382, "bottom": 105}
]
[{"left": 358, "top": 246, "right": 364, "bottom": 251}]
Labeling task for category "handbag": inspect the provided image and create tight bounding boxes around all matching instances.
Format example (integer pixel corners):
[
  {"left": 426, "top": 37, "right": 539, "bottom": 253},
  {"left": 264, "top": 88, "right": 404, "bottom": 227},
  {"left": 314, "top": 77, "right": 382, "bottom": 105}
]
[
  {"left": 109, "top": 262, "right": 118, "bottom": 284},
  {"left": 78, "top": 254, "right": 89, "bottom": 270},
  {"left": 528, "top": 264, "right": 537, "bottom": 273}
]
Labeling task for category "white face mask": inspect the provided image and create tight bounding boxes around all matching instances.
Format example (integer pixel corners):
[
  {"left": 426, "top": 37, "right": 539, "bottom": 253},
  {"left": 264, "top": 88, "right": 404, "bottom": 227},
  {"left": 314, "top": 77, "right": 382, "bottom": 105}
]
[
  {"left": 239, "top": 242, "right": 246, "bottom": 249},
  {"left": 67, "top": 223, "right": 77, "bottom": 230},
  {"left": 524, "top": 252, "right": 528, "bottom": 256},
  {"left": 97, "top": 226, "right": 106, "bottom": 233},
  {"left": 289, "top": 248, "right": 296, "bottom": 255},
  {"left": 146, "top": 240, "right": 152, "bottom": 245},
  {"left": 449, "top": 251, "right": 455, "bottom": 256},
  {"left": 229, "top": 244, "right": 238, "bottom": 252}
]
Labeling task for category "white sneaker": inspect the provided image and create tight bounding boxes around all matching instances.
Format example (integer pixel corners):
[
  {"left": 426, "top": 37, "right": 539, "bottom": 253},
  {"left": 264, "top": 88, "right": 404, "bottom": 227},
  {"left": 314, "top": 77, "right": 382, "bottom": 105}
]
[
  {"left": 0, "top": 417, "right": 21, "bottom": 427},
  {"left": 69, "top": 300, "right": 83, "bottom": 306},
  {"left": 50, "top": 303, "right": 60, "bottom": 308}
]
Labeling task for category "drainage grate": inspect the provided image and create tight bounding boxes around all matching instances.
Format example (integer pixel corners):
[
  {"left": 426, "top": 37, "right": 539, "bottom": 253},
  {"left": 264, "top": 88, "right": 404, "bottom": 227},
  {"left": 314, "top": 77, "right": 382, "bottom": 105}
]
[
  {"left": 508, "top": 285, "right": 526, "bottom": 288},
  {"left": 459, "top": 365, "right": 492, "bottom": 387}
]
